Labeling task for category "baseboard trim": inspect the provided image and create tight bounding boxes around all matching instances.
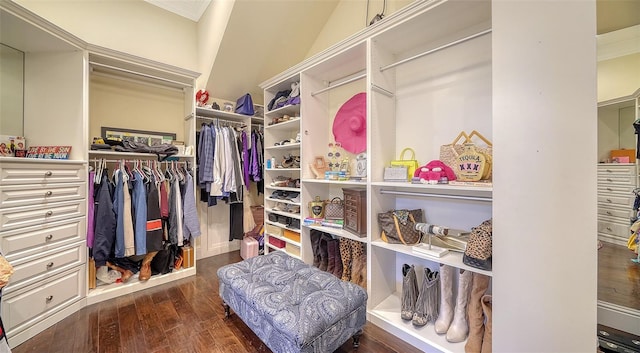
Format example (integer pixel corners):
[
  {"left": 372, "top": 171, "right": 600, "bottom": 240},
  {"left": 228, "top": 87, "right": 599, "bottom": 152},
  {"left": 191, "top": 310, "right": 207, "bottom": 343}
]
[{"left": 598, "top": 300, "right": 640, "bottom": 336}]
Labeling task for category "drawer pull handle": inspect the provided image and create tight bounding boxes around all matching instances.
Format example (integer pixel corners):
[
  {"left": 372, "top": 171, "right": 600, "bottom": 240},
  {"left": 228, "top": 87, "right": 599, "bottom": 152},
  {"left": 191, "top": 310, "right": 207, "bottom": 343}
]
[
  {"left": 44, "top": 171, "right": 53, "bottom": 177},
  {"left": 606, "top": 188, "right": 612, "bottom": 191},
  {"left": 45, "top": 295, "right": 53, "bottom": 303},
  {"left": 606, "top": 199, "right": 612, "bottom": 203},
  {"left": 606, "top": 169, "right": 612, "bottom": 173},
  {"left": 46, "top": 262, "right": 54, "bottom": 268},
  {"left": 606, "top": 178, "right": 612, "bottom": 182},
  {"left": 606, "top": 211, "right": 612, "bottom": 215},
  {"left": 45, "top": 210, "right": 53, "bottom": 217},
  {"left": 45, "top": 191, "right": 53, "bottom": 196},
  {"left": 45, "top": 234, "right": 53, "bottom": 241},
  {"left": 606, "top": 227, "right": 612, "bottom": 231}
]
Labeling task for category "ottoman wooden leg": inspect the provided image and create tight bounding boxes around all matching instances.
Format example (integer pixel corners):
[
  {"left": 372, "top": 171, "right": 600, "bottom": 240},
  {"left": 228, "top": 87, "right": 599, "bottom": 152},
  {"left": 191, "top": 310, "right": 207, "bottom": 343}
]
[
  {"left": 352, "top": 329, "right": 363, "bottom": 349},
  {"left": 222, "top": 302, "right": 231, "bottom": 319}
]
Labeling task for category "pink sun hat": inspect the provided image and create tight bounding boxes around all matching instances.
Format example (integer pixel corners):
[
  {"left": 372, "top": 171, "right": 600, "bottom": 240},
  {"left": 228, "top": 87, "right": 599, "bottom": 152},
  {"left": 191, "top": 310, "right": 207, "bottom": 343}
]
[{"left": 332, "top": 92, "right": 367, "bottom": 154}]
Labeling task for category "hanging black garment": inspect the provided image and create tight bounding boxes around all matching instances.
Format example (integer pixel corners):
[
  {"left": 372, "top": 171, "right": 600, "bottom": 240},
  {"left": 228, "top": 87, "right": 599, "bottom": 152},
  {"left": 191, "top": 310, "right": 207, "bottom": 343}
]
[
  {"left": 146, "top": 179, "right": 164, "bottom": 252},
  {"left": 229, "top": 203, "right": 244, "bottom": 241},
  {"left": 93, "top": 173, "right": 117, "bottom": 267},
  {"left": 634, "top": 118, "right": 640, "bottom": 159}
]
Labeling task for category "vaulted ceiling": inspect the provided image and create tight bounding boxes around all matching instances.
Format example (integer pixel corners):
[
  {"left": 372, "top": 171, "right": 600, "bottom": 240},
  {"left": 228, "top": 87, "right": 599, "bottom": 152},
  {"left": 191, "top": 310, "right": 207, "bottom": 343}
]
[{"left": 146, "top": 0, "right": 640, "bottom": 104}]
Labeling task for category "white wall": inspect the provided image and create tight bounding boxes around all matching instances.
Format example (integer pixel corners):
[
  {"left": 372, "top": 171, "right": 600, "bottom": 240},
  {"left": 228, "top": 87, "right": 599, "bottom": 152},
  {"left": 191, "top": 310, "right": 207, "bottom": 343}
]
[
  {"left": 598, "top": 53, "right": 640, "bottom": 102},
  {"left": 0, "top": 44, "right": 24, "bottom": 136},
  {"left": 306, "top": 0, "right": 412, "bottom": 59},
  {"left": 493, "top": 0, "right": 597, "bottom": 351},
  {"left": 196, "top": 0, "right": 235, "bottom": 89},
  {"left": 15, "top": 0, "right": 198, "bottom": 72}
]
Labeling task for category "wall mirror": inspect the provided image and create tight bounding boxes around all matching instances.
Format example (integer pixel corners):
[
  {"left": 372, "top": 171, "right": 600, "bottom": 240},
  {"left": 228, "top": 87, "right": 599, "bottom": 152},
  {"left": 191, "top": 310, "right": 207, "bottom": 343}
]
[{"left": 0, "top": 43, "right": 24, "bottom": 136}]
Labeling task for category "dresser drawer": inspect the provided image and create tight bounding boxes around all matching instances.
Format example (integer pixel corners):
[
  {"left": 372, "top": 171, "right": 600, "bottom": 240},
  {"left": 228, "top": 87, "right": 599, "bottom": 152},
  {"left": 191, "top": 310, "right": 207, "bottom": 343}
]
[
  {"left": 597, "top": 194, "right": 634, "bottom": 207},
  {"left": 597, "top": 206, "right": 633, "bottom": 219},
  {"left": 597, "top": 164, "right": 636, "bottom": 176},
  {"left": 0, "top": 162, "right": 85, "bottom": 185},
  {"left": 597, "top": 175, "right": 637, "bottom": 186},
  {"left": 597, "top": 183, "right": 635, "bottom": 195},
  {"left": 597, "top": 219, "right": 629, "bottom": 237},
  {"left": 2, "top": 266, "right": 85, "bottom": 333},
  {"left": 0, "top": 182, "right": 86, "bottom": 208},
  {"left": 4, "top": 243, "right": 85, "bottom": 294},
  {"left": 0, "top": 200, "right": 85, "bottom": 232},
  {"left": 1, "top": 217, "right": 85, "bottom": 260}
]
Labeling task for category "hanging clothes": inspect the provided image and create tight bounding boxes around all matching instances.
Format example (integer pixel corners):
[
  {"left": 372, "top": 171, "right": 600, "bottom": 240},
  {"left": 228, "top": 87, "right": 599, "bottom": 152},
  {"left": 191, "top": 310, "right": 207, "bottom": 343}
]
[
  {"left": 93, "top": 171, "right": 116, "bottom": 267},
  {"left": 146, "top": 174, "right": 164, "bottom": 252},
  {"left": 182, "top": 172, "right": 201, "bottom": 242},
  {"left": 168, "top": 174, "right": 184, "bottom": 246},
  {"left": 87, "top": 170, "right": 95, "bottom": 249},
  {"left": 122, "top": 175, "right": 136, "bottom": 257},
  {"left": 131, "top": 169, "right": 147, "bottom": 255}
]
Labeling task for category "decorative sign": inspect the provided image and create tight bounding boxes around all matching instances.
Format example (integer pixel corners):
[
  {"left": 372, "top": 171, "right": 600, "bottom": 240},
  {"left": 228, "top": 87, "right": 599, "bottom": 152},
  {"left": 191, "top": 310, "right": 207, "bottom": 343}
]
[
  {"left": 26, "top": 146, "right": 72, "bottom": 159},
  {"left": 454, "top": 143, "right": 486, "bottom": 182}
]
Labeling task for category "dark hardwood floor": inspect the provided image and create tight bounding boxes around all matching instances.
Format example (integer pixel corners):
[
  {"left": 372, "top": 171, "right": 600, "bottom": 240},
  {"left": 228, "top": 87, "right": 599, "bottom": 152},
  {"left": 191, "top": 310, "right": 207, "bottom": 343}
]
[
  {"left": 12, "top": 251, "right": 423, "bottom": 353},
  {"left": 598, "top": 242, "right": 640, "bottom": 310}
]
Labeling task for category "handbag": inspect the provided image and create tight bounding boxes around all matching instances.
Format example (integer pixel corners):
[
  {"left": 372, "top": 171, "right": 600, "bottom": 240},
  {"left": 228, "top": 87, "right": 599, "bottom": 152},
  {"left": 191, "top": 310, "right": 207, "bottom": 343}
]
[
  {"left": 324, "top": 197, "right": 344, "bottom": 220},
  {"left": 468, "top": 130, "right": 493, "bottom": 180},
  {"left": 390, "top": 148, "right": 419, "bottom": 181},
  {"left": 378, "top": 209, "right": 424, "bottom": 245},
  {"left": 439, "top": 131, "right": 470, "bottom": 172},
  {"left": 462, "top": 219, "right": 493, "bottom": 270},
  {"left": 235, "top": 93, "right": 255, "bottom": 116}
]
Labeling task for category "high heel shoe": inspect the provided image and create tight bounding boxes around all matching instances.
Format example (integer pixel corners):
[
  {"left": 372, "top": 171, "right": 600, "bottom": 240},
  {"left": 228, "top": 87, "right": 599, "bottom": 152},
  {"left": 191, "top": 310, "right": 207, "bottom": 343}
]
[
  {"left": 309, "top": 156, "right": 328, "bottom": 179},
  {"left": 107, "top": 261, "right": 133, "bottom": 282}
]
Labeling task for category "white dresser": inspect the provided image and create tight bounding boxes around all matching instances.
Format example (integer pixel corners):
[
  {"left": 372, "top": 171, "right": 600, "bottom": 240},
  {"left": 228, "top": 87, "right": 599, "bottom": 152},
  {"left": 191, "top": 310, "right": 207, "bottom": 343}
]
[
  {"left": 0, "top": 158, "right": 87, "bottom": 345},
  {"left": 597, "top": 163, "right": 638, "bottom": 245}
]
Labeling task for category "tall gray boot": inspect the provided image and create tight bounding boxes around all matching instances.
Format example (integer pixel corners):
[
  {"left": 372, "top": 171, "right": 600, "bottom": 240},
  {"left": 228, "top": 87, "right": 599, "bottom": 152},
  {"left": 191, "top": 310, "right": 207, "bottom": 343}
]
[
  {"left": 401, "top": 264, "right": 418, "bottom": 320},
  {"left": 446, "top": 269, "right": 473, "bottom": 343},
  {"left": 434, "top": 264, "right": 455, "bottom": 334},
  {"left": 412, "top": 268, "right": 440, "bottom": 326}
]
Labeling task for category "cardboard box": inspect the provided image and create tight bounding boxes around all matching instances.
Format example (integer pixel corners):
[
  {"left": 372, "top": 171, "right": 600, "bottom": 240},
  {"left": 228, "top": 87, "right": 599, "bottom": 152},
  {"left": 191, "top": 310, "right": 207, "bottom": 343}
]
[
  {"left": 286, "top": 243, "right": 300, "bottom": 257},
  {"left": 181, "top": 246, "right": 194, "bottom": 268},
  {"left": 284, "top": 229, "right": 300, "bottom": 243},
  {"left": 0, "top": 135, "right": 26, "bottom": 157}
]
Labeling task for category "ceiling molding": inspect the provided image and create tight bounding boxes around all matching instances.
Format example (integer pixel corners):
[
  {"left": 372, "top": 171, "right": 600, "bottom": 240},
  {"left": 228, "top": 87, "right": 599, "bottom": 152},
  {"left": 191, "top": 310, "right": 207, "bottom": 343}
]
[
  {"left": 144, "top": 0, "right": 212, "bottom": 22},
  {"left": 597, "top": 24, "right": 640, "bottom": 61}
]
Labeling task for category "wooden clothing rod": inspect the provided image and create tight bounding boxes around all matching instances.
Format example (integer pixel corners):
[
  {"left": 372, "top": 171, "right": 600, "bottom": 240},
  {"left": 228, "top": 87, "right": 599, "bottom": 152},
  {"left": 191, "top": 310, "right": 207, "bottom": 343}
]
[
  {"left": 379, "top": 28, "right": 492, "bottom": 72},
  {"left": 379, "top": 189, "right": 492, "bottom": 202}
]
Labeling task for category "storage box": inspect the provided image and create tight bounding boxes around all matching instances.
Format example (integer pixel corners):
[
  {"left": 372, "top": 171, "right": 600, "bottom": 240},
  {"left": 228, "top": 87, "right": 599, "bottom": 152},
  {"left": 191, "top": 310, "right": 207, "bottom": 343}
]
[
  {"left": 286, "top": 243, "right": 300, "bottom": 257},
  {"left": 268, "top": 236, "right": 286, "bottom": 249},
  {"left": 284, "top": 229, "right": 300, "bottom": 243},
  {"left": 181, "top": 246, "right": 194, "bottom": 268},
  {"left": 241, "top": 237, "right": 259, "bottom": 259},
  {"left": 265, "top": 224, "right": 284, "bottom": 237},
  {"left": 610, "top": 149, "right": 635, "bottom": 163}
]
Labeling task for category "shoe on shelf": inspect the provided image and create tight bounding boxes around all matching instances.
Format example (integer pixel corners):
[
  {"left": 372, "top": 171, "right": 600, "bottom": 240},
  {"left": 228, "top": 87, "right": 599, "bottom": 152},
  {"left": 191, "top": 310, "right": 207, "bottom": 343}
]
[
  {"left": 270, "top": 176, "right": 290, "bottom": 187},
  {"left": 282, "top": 154, "right": 295, "bottom": 168},
  {"left": 289, "top": 193, "right": 301, "bottom": 204}
]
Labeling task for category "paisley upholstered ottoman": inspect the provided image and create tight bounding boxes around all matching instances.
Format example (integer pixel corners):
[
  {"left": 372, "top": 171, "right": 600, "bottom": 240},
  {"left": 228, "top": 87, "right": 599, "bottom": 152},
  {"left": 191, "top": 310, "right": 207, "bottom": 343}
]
[{"left": 217, "top": 251, "right": 368, "bottom": 353}]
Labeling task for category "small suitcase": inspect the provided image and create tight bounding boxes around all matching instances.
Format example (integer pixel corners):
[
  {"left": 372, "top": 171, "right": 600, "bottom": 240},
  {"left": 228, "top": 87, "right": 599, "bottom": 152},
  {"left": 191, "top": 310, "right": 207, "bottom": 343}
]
[{"left": 241, "top": 236, "right": 259, "bottom": 259}]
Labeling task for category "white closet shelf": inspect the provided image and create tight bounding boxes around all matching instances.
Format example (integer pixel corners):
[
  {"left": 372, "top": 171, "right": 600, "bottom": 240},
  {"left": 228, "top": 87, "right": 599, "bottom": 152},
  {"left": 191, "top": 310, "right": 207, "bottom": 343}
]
[
  {"left": 305, "top": 224, "right": 367, "bottom": 243},
  {"left": 264, "top": 104, "right": 301, "bottom": 118},
  {"left": 371, "top": 240, "right": 492, "bottom": 277},
  {"left": 266, "top": 244, "right": 301, "bottom": 260},
  {"left": 265, "top": 185, "right": 301, "bottom": 192},
  {"left": 195, "top": 107, "right": 255, "bottom": 122},
  {"left": 86, "top": 266, "right": 196, "bottom": 305},
  {"left": 265, "top": 208, "right": 301, "bottom": 219},
  {"left": 265, "top": 143, "right": 301, "bottom": 151},
  {"left": 372, "top": 181, "right": 492, "bottom": 200},
  {"left": 265, "top": 220, "right": 301, "bottom": 233},
  {"left": 265, "top": 197, "right": 301, "bottom": 206},
  {"left": 0, "top": 157, "right": 85, "bottom": 165},
  {"left": 265, "top": 232, "right": 301, "bottom": 247},
  {"left": 265, "top": 117, "right": 301, "bottom": 130},
  {"left": 88, "top": 151, "right": 194, "bottom": 159},
  {"left": 266, "top": 167, "right": 301, "bottom": 172},
  {"left": 369, "top": 292, "right": 466, "bottom": 353},
  {"left": 303, "top": 178, "right": 367, "bottom": 186}
]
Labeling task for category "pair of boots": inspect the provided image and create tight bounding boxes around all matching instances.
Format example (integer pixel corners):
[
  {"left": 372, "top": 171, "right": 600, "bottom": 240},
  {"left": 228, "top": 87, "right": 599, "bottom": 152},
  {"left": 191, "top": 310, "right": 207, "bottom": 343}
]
[
  {"left": 342, "top": 238, "right": 366, "bottom": 289},
  {"left": 310, "top": 230, "right": 342, "bottom": 277},
  {"left": 465, "top": 273, "right": 492, "bottom": 353},
  {"left": 434, "top": 265, "right": 475, "bottom": 343},
  {"left": 310, "top": 230, "right": 367, "bottom": 288},
  {"left": 401, "top": 264, "right": 440, "bottom": 326}
]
